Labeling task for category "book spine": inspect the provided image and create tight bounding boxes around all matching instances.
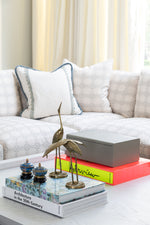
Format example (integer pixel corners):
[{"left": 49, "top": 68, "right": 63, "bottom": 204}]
[
  {"left": 2, "top": 186, "right": 63, "bottom": 217},
  {"left": 62, "top": 190, "right": 108, "bottom": 216},
  {"left": 3, "top": 186, "right": 108, "bottom": 218},
  {"left": 57, "top": 158, "right": 113, "bottom": 184}
]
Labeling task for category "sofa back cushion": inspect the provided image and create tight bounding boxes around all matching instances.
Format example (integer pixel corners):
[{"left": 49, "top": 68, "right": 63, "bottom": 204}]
[
  {"left": 108, "top": 71, "right": 139, "bottom": 117},
  {"left": 63, "top": 59, "right": 113, "bottom": 113},
  {"left": 0, "top": 70, "right": 22, "bottom": 116},
  {"left": 134, "top": 70, "right": 150, "bottom": 118}
]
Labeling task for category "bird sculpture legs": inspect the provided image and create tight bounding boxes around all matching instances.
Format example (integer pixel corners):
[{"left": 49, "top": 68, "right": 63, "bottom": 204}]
[
  {"left": 58, "top": 146, "right": 62, "bottom": 173},
  {"left": 68, "top": 155, "right": 74, "bottom": 183},
  {"left": 55, "top": 147, "right": 57, "bottom": 174},
  {"left": 70, "top": 154, "right": 74, "bottom": 183},
  {"left": 54, "top": 147, "right": 62, "bottom": 173},
  {"left": 66, "top": 154, "right": 85, "bottom": 189},
  {"left": 75, "top": 157, "right": 79, "bottom": 183},
  {"left": 49, "top": 146, "right": 68, "bottom": 179}
]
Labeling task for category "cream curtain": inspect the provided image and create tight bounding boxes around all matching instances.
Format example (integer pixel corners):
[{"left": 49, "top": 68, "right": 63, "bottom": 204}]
[
  {"left": 107, "top": 0, "right": 146, "bottom": 72},
  {"left": 32, "top": 0, "right": 146, "bottom": 72},
  {"left": 32, "top": 0, "right": 108, "bottom": 71}
]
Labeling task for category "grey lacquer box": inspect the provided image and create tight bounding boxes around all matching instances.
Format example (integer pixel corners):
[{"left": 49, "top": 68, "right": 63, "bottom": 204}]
[{"left": 66, "top": 130, "right": 140, "bottom": 167}]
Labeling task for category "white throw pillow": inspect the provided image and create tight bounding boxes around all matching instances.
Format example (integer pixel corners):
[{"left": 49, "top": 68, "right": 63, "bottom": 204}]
[
  {"left": 135, "top": 70, "right": 150, "bottom": 118},
  {"left": 15, "top": 64, "right": 82, "bottom": 119},
  {"left": 108, "top": 71, "right": 139, "bottom": 118},
  {"left": 0, "top": 70, "right": 22, "bottom": 116},
  {"left": 63, "top": 59, "right": 113, "bottom": 112}
]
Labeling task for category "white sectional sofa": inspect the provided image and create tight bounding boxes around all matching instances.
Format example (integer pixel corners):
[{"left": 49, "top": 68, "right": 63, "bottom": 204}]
[{"left": 0, "top": 65, "right": 150, "bottom": 161}]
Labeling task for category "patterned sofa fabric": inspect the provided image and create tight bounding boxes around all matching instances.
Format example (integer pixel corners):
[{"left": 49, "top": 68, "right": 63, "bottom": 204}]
[
  {"left": 63, "top": 59, "right": 113, "bottom": 113},
  {"left": 0, "top": 144, "right": 3, "bottom": 160},
  {"left": 42, "top": 113, "right": 150, "bottom": 159},
  {"left": 135, "top": 70, "right": 150, "bottom": 118},
  {"left": 1, "top": 113, "right": 150, "bottom": 160},
  {"left": 95, "top": 118, "right": 150, "bottom": 159},
  {"left": 108, "top": 70, "right": 139, "bottom": 118},
  {"left": 0, "top": 70, "right": 22, "bottom": 116},
  {"left": 41, "top": 112, "right": 124, "bottom": 131},
  {"left": 0, "top": 116, "right": 75, "bottom": 160}
]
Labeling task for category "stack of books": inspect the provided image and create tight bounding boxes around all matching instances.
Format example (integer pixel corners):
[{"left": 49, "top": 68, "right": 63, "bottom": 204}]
[
  {"left": 56, "top": 154, "right": 150, "bottom": 185},
  {"left": 3, "top": 171, "right": 107, "bottom": 217}
]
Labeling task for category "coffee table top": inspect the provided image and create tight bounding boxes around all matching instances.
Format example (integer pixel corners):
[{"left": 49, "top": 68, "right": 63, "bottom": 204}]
[{"left": 0, "top": 157, "right": 150, "bottom": 225}]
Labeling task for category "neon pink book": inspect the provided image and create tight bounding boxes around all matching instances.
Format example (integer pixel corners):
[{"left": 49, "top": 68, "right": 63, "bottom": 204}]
[{"left": 57, "top": 154, "right": 150, "bottom": 185}]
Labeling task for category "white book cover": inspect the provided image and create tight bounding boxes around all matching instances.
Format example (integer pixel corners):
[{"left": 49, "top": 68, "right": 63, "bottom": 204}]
[{"left": 3, "top": 186, "right": 107, "bottom": 218}]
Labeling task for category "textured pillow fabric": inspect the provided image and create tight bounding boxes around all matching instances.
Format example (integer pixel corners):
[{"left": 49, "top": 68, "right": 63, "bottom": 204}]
[
  {"left": 15, "top": 64, "right": 82, "bottom": 119},
  {"left": 135, "top": 70, "right": 150, "bottom": 118},
  {"left": 63, "top": 59, "right": 113, "bottom": 112},
  {"left": 0, "top": 70, "right": 22, "bottom": 116},
  {"left": 108, "top": 71, "right": 139, "bottom": 118}
]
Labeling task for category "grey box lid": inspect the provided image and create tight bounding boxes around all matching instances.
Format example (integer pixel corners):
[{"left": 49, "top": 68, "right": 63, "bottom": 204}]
[{"left": 67, "top": 129, "right": 139, "bottom": 146}]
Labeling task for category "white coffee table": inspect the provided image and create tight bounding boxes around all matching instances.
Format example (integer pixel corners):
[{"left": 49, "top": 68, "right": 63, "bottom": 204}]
[{"left": 0, "top": 156, "right": 150, "bottom": 225}]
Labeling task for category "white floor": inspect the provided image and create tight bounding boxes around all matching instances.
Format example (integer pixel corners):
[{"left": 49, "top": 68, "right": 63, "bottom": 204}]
[{"left": 0, "top": 158, "right": 150, "bottom": 225}]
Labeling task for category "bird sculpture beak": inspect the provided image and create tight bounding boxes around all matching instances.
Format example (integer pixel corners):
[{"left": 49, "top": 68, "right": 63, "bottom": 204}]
[
  {"left": 42, "top": 143, "right": 57, "bottom": 158},
  {"left": 42, "top": 140, "right": 66, "bottom": 158},
  {"left": 58, "top": 102, "right": 62, "bottom": 113},
  {"left": 72, "top": 140, "right": 87, "bottom": 148}
]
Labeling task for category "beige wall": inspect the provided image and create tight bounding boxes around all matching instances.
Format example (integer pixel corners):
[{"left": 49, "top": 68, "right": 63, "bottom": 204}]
[{"left": 0, "top": 0, "right": 32, "bottom": 69}]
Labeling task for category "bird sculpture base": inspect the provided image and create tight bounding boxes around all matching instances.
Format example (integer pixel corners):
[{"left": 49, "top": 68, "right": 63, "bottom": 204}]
[
  {"left": 49, "top": 171, "right": 68, "bottom": 179},
  {"left": 66, "top": 181, "right": 85, "bottom": 189}
]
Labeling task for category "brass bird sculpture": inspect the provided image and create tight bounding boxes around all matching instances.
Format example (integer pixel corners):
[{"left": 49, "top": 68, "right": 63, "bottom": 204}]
[
  {"left": 43, "top": 102, "right": 67, "bottom": 178},
  {"left": 52, "top": 102, "right": 63, "bottom": 173},
  {"left": 43, "top": 139, "right": 85, "bottom": 189}
]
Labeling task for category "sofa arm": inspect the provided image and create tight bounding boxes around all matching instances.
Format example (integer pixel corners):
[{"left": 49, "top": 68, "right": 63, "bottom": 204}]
[{"left": 0, "top": 144, "right": 4, "bottom": 160}]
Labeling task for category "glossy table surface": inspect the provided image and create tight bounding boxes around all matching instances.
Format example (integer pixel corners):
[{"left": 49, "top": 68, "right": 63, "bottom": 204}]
[{"left": 0, "top": 156, "right": 150, "bottom": 225}]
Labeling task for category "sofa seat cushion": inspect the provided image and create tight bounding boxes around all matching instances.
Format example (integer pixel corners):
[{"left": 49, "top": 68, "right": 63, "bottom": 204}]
[
  {"left": 42, "top": 114, "right": 150, "bottom": 159},
  {"left": 96, "top": 118, "right": 150, "bottom": 158},
  {"left": 0, "top": 117, "right": 75, "bottom": 159},
  {"left": 41, "top": 112, "right": 124, "bottom": 130}
]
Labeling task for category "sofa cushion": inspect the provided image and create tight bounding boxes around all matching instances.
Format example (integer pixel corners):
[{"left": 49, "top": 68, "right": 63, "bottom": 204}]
[
  {"left": 15, "top": 64, "right": 82, "bottom": 119},
  {"left": 42, "top": 114, "right": 150, "bottom": 159},
  {"left": 41, "top": 112, "right": 124, "bottom": 131},
  {"left": 108, "top": 71, "right": 139, "bottom": 117},
  {"left": 63, "top": 59, "right": 113, "bottom": 113},
  {"left": 135, "top": 70, "right": 150, "bottom": 118},
  {"left": 0, "top": 70, "right": 22, "bottom": 116},
  {"left": 0, "top": 116, "right": 75, "bottom": 159},
  {"left": 0, "top": 144, "right": 3, "bottom": 160},
  {"left": 96, "top": 118, "right": 150, "bottom": 159}
]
